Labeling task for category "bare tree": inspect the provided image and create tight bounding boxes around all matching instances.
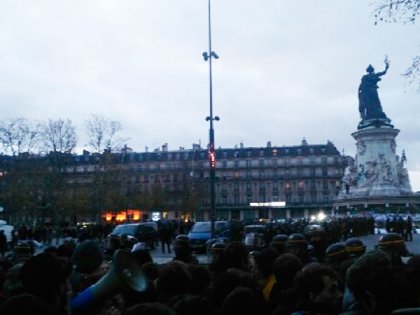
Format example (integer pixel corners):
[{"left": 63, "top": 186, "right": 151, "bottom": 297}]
[
  {"left": 373, "top": 0, "right": 420, "bottom": 89},
  {"left": 373, "top": 0, "right": 419, "bottom": 24},
  {"left": 0, "top": 118, "right": 40, "bottom": 156},
  {"left": 85, "top": 114, "right": 127, "bottom": 153},
  {"left": 40, "top": 118, "right": 77, "bottom": 154}
]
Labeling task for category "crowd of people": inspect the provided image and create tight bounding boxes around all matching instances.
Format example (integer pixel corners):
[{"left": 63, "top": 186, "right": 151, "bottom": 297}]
[{"left": 0, "top": 216, "right": 419, "bottom": 315}]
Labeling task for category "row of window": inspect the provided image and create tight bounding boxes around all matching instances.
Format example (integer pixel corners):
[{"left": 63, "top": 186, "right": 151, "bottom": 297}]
[
  {"left": 133, "top": 170, "right": 342, "bottom": 184},
  {"left": 151, "top": 147, "right": 331, "bottom": 161},
  {"left": 67, "top": 155, "right": 344, "bottom": 174},
  {"left": 217, "top": 168, "right": 342, "bottom": 178}
]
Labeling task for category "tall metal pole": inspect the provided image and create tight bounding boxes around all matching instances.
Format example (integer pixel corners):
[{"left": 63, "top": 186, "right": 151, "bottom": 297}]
[{"left": 203, "top": 0, "right": 219, "bottom": 239}]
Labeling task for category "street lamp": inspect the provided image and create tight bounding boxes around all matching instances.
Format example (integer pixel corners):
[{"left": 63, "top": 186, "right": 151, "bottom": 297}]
[{"left": 203, "top": 0, "right": 219, "bottom": 239}]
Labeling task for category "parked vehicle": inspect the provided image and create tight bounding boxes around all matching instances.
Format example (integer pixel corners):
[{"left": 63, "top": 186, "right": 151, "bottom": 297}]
[
  {"left": 188, "top": 221, "right": 231, "bottom": 253},
  {"left": 243, "top": 224, "right": 266, "bottom": 251},
  {"left": 142, "top": 221, "right": 158, "bottom": 232},
  {"left": 109, "top": 223, "right": 158, "bottom": 250}
]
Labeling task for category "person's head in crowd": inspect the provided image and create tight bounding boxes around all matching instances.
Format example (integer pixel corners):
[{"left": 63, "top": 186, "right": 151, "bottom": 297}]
[
  {"left": 12, "top": 241, "right": 34, "bottom": 260},
  {"left": 19, "top": 253, "right": 71, "bottom": 314},
  {"left": 346, "top": 249, "right": 391, "bottom": 301},
  {"left": 210, "top": 240, "right": 226, "bottom": 263},
  {"left": 142, "top": 261, "right": 160, "bottom": 283},
  {"left": 325, "top": 242, "right": 349, "bottom": 274},
  {"left": 345, "top": 249, "right": 410, "bottom": 314},
  {"left": 69, "top": 240, "right": 104, "bottom": 294},
  {"left": 270, "top": 234, "right": 288, "bottom": 255},
  {"left": 126, "top": 235, "right": 140, "bottom": 250},
  {"left": 173, "top": 235, "right": 198, "bottom": 264},
  {"left": 119, "top": 233, "right": 130, "bottom": 248},
  {"left": 220, "top": 286, "right": 267, "bottom": 315},
  {"left": 345, "top": 238, "right": 366, "bottom": 259},
  {"left": 306, "top": 225, "right": 328, "bottom": 262},
  {"left": 376, "top": 233, "right": 411, "bottom": 267},
  {"left": 0, "top": 293, "right": 57, "bottom": 315},
  {"left": 402, "top": 255, "right": 420, "bottom": 307},
  {"left": 251, "top": 246, "right": 279, "bottom": 279},
  {"left": 208, "top": 241, "right": 227, "bottom": 278},
  {"left": 294, "top": 263, "right": 342, "bottom": 315},
  {"left": 0, "top": 257, "right": 13, "bottom": 273},
  {"left": 286, "top": 233, "right": 315, "bottom": 265},
  {"left": 269, "top": 253, "right": 303, "bottom": 313},
  {"left": 56, "top": 243, "right": 74, "bottom": 259},
  {"left": 104, "top": 234, "right": 123, "bottom": 259},
  {"left": 209, "top": 267, "right": 259, "bottom": 308},
  {"left": 71, "top": 240, "right": 103, "bottom": 274},
  {"left": 155, "top": 260, "right": 193, "bottom": 301},
  {"left": 124, "top": 302, "right": 178, "bottom": 315},
  {"left": 273, "top": 253, "right": 303, "bottom": 290},
  {"left": 185, "top": 263, "right": 211, "bottom": 295},
  {"left": 222, "top": 241, "right": 250, "bottom": 271},
  {"left": 3, "top": 263, "right": 24, "bottom": 298},
  {"left": 169, "top": 294, "right": 219, "bottom": 315}
]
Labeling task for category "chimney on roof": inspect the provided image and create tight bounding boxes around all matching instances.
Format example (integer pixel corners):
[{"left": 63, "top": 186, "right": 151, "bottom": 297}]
[{"left": 267, "top": 141, "right": 272, "bottom": 148}]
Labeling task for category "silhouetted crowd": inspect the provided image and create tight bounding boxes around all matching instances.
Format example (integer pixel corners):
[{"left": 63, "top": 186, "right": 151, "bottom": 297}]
[{"left": 0, "top": 217, "right": 419, "bottom": 315}]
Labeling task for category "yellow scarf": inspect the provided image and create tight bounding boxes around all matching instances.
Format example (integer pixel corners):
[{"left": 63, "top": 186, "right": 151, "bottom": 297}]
[{"left": 262, "top": 273, "right": 276, "bottom": 302}]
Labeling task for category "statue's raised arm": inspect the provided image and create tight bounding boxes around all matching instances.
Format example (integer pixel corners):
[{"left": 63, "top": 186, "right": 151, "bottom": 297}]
[{"left": 376, "top": 56, "right": 390, "bottom": 77}]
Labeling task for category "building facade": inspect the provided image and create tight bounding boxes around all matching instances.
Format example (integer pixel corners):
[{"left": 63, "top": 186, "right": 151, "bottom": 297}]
[
  {"left": 64, "top": 139, "right": 347, "bottom": 222},
  {"left": 0, "top": 140, "right": 348, "bottom": 225}
]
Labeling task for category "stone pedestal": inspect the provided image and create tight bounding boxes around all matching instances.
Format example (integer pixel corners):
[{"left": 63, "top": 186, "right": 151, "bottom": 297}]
[
  {"left": 351, "top": 126, "right": 411, "bottom": 196},
  {"left": 337, "top": 124, "right": 412, "bottom": 201}
]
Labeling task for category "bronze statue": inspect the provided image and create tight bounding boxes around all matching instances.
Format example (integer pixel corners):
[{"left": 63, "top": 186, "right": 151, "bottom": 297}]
[{"left": 358, "top": 57, "right": 390, "bottom": 121}]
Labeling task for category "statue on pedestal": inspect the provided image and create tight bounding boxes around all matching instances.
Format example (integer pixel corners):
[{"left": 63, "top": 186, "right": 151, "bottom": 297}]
[{"left": 358, "top": 57, "right": 390, "bottom": 121}]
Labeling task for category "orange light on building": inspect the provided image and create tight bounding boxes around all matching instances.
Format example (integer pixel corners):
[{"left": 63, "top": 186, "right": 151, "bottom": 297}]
[
  {"left": 115, "top": 211, "right": 127, "bottom": 221},
  {"left": 132, "top": 210, "right": 141, "bottom": 221},
  {"left": 104, "top": 212, "right": 113, "bottom": 222}
]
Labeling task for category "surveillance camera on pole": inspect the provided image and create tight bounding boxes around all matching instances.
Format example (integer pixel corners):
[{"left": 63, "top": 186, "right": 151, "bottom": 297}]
[
  {"left": 203, "top": 51, "right": 219, "bottom": 61},
  {"left": 210, "top": 51, "right": 219, "bottom": 59}
]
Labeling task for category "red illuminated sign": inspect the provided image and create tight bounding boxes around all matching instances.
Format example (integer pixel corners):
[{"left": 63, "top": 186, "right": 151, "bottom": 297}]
[{"left": 208, "top": 148, "right": 216, "bottom": 168}]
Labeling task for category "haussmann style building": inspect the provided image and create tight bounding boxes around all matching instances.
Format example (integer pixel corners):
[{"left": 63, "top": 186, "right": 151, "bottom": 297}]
[{"left": 62, "top": 139, "right": 348, "bottom": 223}]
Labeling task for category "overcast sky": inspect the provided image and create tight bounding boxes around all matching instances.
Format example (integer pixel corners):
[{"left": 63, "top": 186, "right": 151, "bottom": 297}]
[{"left": 0, "top": 1, "right": 419, "bottom": 190}]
